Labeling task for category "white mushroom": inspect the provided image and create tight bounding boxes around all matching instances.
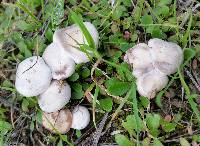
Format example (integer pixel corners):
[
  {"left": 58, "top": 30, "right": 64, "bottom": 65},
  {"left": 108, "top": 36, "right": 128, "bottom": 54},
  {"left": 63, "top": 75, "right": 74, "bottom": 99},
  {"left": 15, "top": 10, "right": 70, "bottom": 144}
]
[
  {"left": 38, "top": 80, "right": 71, "bottom": 113},
  {"left": 148, "top": 38, "right": 183, "bottom": 75},
  {"left": 42, "top": 43, "right": 75, "bottom": 80},
  {"left": 124, "top": 38, "right": 183, "bottom": 99},
  {"left": 124, "top": 43, "right": 153, "bottom": 78},
  {"left": 137, "top": 69, "right": 169, "bottom": 99},
  {"left": 71, "top": 105, "right": 90, "bottom": 130},
  {"left": 42, "top": 109, "right": 72, "bottom": 134},
  {"left": 53, "top": 22, "right": 99, "bottom": 64},
  {"left": 15, "top": 56, "right": 52, "bottom": 97}
]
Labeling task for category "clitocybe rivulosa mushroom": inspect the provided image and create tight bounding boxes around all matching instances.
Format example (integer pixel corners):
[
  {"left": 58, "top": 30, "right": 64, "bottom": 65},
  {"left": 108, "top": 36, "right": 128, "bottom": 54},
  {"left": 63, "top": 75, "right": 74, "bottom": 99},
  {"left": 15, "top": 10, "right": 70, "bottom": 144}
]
[
  {"left": 124, "top": 38, "right": 183, "bottom": 99},
  {"left": 71, "top": 105, "right": 90, "bottom": 130},
  {"left": 53, "top": 22, "right": 99, "bottom": 64},
  {"left": 124, "top": 43, "right": 153, "bottom": 78},
  {"left": 148, "top": 38, "right": 183, "bottom": 75},
  {"left": 42, "top": 43, "right": 75, "bottom": 80},
  {"left": 15, "top": 56, "right": 52, "bottom": 97},
  {"left": 38, "top": 80, "right": 71, "bottom": 113},
  {"left": 42, "top": 109, "right": 72, "bottom": 134},
  {"left": 137, "top": 70, "right": 169, "bottom": 99}
]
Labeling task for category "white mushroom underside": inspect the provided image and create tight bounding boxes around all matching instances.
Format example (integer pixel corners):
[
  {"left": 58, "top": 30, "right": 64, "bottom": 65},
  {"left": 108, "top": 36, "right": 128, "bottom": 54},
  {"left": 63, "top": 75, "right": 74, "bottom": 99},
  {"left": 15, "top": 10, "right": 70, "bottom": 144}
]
[
  {"left": 53, "top": 22, "right": 99, "bottom": 64},
  {"left": 15, "top": 56, "right": 52, "bottom": 97},
  {"left": 39, "top": 80, "right": 71, "bottom": 113},
  {"left": 71, "top": 106, "right": 90, "bottom": 130}
]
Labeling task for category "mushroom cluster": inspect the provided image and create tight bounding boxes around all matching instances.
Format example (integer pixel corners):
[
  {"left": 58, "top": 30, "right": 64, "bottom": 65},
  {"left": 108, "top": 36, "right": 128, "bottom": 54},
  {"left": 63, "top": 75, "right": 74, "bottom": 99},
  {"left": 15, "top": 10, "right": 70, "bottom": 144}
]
[
  {"left": 15, "top": 22, "right": 99, "bottom": 133},
  {"left": 124, "top": 38, "right": 183, "bottom": 99}
]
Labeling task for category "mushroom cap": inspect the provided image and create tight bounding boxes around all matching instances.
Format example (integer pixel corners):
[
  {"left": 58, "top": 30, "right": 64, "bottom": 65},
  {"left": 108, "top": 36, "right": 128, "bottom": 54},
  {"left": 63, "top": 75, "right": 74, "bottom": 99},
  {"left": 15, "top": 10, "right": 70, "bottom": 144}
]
[
  {"left": 124, "top": 43, "right": 153, "bottom": 78},
  {"left": 42, "top": 43, "right": 75, "bottom": 80},
  {"left": 15, "top": 56, "right": 52, "bottom": 97},
  {"left": 71, "top": 105, "right": 90, "bottom": 130},
  {"left": 38, "top": 80, "right": 71, "bottom": 113},
  {"left": 42, "top": 109, "right": 72, "bottom": 134},
  {"left": 53, "top": 22, "right": 99, "bottom": 64},
  {"left": 137, "top": 69, "right": 169, "bottom": 99},
  {"left": 148, "top": 38, "right": 183, "bottom": 75}
]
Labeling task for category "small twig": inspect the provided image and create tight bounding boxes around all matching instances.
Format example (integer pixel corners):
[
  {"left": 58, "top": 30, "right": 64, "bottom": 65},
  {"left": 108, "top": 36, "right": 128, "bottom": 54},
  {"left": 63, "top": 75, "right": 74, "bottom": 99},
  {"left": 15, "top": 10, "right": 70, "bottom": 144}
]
[
  {"left": 92, "top": 113, "right": 109, "bottom": 146},
  {"left": 185, "top": 69, "right": 200, "bottom": 92},
  {"left": 0, "top": 96, "right": 20, "bottom": 112}
]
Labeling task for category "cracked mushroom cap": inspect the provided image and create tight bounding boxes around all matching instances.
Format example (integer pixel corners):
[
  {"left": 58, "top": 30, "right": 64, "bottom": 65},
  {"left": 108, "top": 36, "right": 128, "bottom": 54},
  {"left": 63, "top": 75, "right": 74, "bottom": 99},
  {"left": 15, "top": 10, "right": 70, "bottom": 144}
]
[
  {"left": 71, "top": 105, "right": 90, "bottom": 130},
  {"left": 148, "top": 38, "right": 183, "bottom": 75},
  {"left": 38, "top": 80, "right": 71, "bottom": 113},
  {"left": 53, "top": 22, "right": 99, "bottom": 64},
  {"left": 42, "top": 109, "right": 72, "bottom": 134},
  {"left": 137, "top": 69, "right": 169, "bottom": 99},
  {"left": 42, "top": 43, "right": 75, "bottom": 80},
  {"left": 15, "top": 56, "right": 52, "bottom": 97}
]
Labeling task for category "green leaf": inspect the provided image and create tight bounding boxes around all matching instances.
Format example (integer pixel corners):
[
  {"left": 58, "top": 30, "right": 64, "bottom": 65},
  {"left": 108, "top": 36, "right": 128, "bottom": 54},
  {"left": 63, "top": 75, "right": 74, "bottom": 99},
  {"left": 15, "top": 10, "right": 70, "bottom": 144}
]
[
  {"left": 16, "top": 20, "right": 38, "bottom": 31},
  {"left": 57, "top": 139, "right": 63, "bottom": 146},
  {"left": 180, "top": 138, "right": 190, "bottom": 146},
  {"left": 0, "top": 121, "right": 12, "bottom": 133},
  {"left": 81, "top": 68, "right": 90, "bottom": 78},
  {"left": 99, "top": 97, "right": 113, "bottom": 112},
  {"left": 71, "top": 83, "right": 84, "bottom": 99},
  {"left": 153, "top": 139, "right": 164, "bottom": 146},
  {"left": 146, "top": 114, "right": 161, "bottom": 130},
  {"left": 151, "top": 27, "right": 166, "bottom": 39},
  {"left": 68, "top": 73, "right": 79, "bottom": 82},
  {"left": 158, "top": 0, "right": 172, "bottom": 5},
  {"left": 141, "top": 14, "right": 153, "bottom": 25},
  {"left": 51, "top": 0, "right": 64, "bottom": 26},
  {"left": 17, "top": 41, "right": 32, "bottom": 58},
  {"left": 76, "top": 130, "right": 82, "bottom": 138},
  {"left": 22, "top": 98, "right": 29, "bottom": 111},
  {"left": 115, "top": 134, "right": 134, "bottom": 146},
  {"left": 36, "top": 110, "right": 43, "bottom": 124},
  {"left": 112, "top": 5, "right": 126, "bottom": 20},
  {"left": 140, "top": 96, "right": 150, "bottom": 108},
  {"left": 142, "top": 137, "right": 151, "bottom": 146},
  {"left": 183, "top": 48, "right": 196, "bottom": 62},
  {"left": 45, "top": 28, "right": 53, "bottom": 42},
  {"left": 105, "top": 77, "right": 130, "bottom": 96},
  {"left": 162, "top": 122, "right": 176, "bottom": 132},
  {"left": 122, "top": 115, "right": 143, "bottom": 135}
]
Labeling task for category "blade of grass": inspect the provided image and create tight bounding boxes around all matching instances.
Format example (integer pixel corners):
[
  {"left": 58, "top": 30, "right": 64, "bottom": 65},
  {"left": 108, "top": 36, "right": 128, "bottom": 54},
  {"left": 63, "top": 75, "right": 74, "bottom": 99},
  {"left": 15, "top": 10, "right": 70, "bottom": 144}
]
[
  {"left": 178, "top": 68, "right": 200, "bottom": 123},
  {"left": 92, "top": 86, "right": 100, "bottom": 128},
  {"left": 131, "top": 82, "right": 140, "bottom": 146},
  {"left": 15, "top": 2, "right": 41, "bottom": 25},
  {"left": 70, "top": 11, "right": 95, "bottom": 49},
  {"left": 181, "top": 11, "right": 193, "bottom": 48}
]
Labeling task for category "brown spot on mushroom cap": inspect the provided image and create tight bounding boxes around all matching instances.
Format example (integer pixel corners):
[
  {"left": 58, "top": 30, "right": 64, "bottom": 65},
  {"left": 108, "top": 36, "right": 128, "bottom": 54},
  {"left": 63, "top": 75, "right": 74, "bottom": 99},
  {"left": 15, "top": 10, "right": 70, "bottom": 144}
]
[{"left": 42, "top": 109, "right": 72, "bottom": 134}]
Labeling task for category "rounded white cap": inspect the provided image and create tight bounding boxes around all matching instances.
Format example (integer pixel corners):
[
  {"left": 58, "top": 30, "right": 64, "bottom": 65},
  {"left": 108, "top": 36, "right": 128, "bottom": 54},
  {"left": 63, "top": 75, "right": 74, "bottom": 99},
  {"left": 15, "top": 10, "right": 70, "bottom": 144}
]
[
  {"left": 15, "top": 56, "right": 52, "bottom": 97},
  {"left": 71, "top": 105, "right": 90, "bottom": 130},
  {"left": 42, "top": 43, "right": 75, "bottom": 80},
  {"left": 148, "top": 38, "right": 183, "bottom": 75},
  {"left": 137, "top": 69, "right": 168, "bottom": 99},
  {"left": 124, "top": 43, "right": 153, "bottom": 78},
  {"left": 38, "top": 80, "right": 71, "bottom": 113},
  {"left": 53, "top": 22, "right": 99, "bottom": 64}
]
